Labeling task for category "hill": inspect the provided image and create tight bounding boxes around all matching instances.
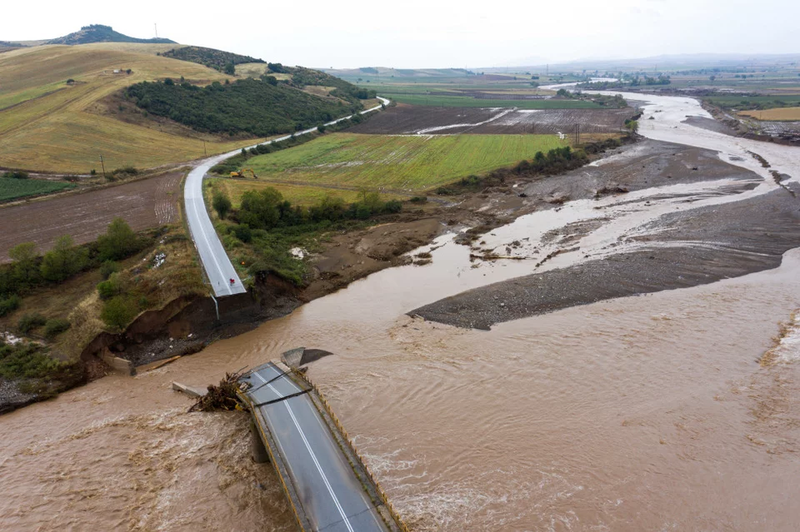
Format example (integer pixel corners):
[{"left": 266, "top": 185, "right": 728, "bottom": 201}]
[
  {"left": 0, "top": 43, "right": 372, "bottom": 173},
  {"left": 160, "top": 46, "right": 264, "bottom": 73},
  {"left": 46, "top": 24, "right": 175, "bottom": 46}
]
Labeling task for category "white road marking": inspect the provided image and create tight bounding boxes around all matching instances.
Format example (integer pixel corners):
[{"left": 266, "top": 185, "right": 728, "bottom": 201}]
[{"left": 253, "top": 371, "right": 356, "bottom": 532}]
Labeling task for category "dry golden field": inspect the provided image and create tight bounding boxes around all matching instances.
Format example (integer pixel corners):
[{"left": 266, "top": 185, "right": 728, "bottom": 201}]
[{"left": 0, "top": 43, "right": 261, "bottom": 173}]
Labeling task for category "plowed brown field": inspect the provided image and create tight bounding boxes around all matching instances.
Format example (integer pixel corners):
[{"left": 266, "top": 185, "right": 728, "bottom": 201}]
[
  {"left": 0, "top": 171, "right": 182, "bottom": 262},
  {"left": 351, "top": 104, "right": 636, "bottom": 135}
]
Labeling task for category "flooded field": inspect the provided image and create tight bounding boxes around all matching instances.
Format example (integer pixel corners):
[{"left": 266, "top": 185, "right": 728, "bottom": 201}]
[{"left": 1, "top": 90, "right": 799, "bottom": 531}]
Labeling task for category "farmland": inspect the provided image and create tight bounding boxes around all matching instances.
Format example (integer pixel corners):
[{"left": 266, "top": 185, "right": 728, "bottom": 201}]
[
  {"left": 0, "top": 44, "right": 254, "bottom": 173},
  {"left": 377, "top": 92, "right": 600, "bottom": 109},
  {"left": 243, "top": 132, "right": 566, "bottom": 191},
  {"left": 0, "top": 171, "right": 182, "bottom": 261},
  {"left": 351, "top": 105, "right": 636, "bottom": 135},
  {"left": 0, "top": 177, "right": 75, "bottom": 202},
  {"left": 739, "top": 107, "right": 800, "bottom": 121},
  {"left": 207, "top": 178, "right": 404, "bottom": 207}
]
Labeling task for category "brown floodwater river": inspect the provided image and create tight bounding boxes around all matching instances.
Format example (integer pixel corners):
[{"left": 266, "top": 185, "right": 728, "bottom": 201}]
[{"left": 1, "top": 92, "right": 799, "bottom": 531}]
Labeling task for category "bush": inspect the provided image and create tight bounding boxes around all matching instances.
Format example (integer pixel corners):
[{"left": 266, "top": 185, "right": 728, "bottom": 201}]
[
  {"left": 112, "top": 166, "right": 138, "bottom": 177},
  {"left": 44, "top": 318, "right": 70, "bottom": 339},
  {"left": 100, "top": 296, "right": 139, "bottom": 330},
  {"left": 0, "top": 295, "right": 20, "bottom": 317},
  {"left": 97, "top": 218, "right": 142, "bottom": 261},
  {"left": 232, "top": 224, "right": 252, "bottom": 243},
  {"left": 0, "top": 342, "right": 63, "bottom": 380},
  {"left": 212, "top": 191, "right": 232, "bottom": 219},
  {"left": 40, "top": 235, "right": 88, "bottom": 282},
  {"left": 409, "top": 196, "right": 428, "bottom": 203},
  {"left": 384, "top": 200, "right": 402, "bottom": 213},
  {"left": 96, "top": 273, "right": 123, "bottom": 300},
  {"left": 99, "top": 260, "right": 120, "bottom": 280},
  {"left": 18, "top": 313, "right": 46, "bottom": 334},
  {"left": 2, "top": 170, "right": 29, "bottom": 179}
]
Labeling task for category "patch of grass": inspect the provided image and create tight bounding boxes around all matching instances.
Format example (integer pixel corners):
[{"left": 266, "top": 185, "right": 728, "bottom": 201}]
[
  {"left": 245, "top": 133, "right": 566, "bottom": 192},
  {"left": 208, "top": 178, "right": 404, "bottom": 207},
  {"left": 0, "top": 177, "right": 75, "bottom": 202}
]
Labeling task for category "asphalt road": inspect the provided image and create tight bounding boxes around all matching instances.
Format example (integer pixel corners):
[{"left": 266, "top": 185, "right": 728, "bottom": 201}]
[
  {"left": 184, "top": 97, "right": 390, "bottom": 298},
  {"left": 242, "top": 363, "right": 388, "bottom": 532}
]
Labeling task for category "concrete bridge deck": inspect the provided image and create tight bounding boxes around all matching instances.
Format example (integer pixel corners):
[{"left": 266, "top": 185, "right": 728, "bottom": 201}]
[{"left": 239, "top": 362, "right": 404, "bottom": 532}]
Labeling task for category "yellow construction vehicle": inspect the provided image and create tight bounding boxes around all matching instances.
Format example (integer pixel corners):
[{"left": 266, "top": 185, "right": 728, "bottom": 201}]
[{"left": 230, "top": 168, "right": 258, "bottom": 179}]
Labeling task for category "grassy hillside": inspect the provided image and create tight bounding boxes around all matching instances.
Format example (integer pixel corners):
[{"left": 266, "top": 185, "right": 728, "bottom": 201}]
[
  {"left": 243, "top": 132, "right": 566, "bottom": 191},
  {"left": 0, "top": 44, "right": 279, "bottom": 172},
  {"left": 0, "top": 42, "right": 375, "bottom": 173}
]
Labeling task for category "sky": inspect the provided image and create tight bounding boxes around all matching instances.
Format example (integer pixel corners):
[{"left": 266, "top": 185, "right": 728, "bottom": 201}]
[{"left": 3, "top": 0, "right": 799, "bottom": 68}]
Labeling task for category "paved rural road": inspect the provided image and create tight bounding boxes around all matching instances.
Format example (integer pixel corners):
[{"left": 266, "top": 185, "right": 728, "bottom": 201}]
[
  {"left": 242, "top": 363, "right": 389, "bottom": 532},
  {"left": 184, "top": 97, "right": 390, "bottom": 298}
]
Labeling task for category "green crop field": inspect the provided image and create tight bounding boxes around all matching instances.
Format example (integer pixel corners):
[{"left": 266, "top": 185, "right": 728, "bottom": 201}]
[
  {"left": 244, "top": 133, "right": 566, "bottom": 191},
  {"left": 208, "top": 178, "right": 404, "bottom": 207},
  {"left": 0, "top": 178, "right": 75, "bottom": 202},
  {"left": 380, "top": 92, "right": 600, "bottom": 109}
]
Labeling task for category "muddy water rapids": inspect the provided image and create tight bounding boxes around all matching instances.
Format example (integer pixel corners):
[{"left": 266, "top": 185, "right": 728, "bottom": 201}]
[{"left": 2, "top": 93, "right": 800, "bottom": 531}]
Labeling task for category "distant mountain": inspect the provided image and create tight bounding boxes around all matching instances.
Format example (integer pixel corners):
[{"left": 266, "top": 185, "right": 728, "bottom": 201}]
[{"left": 45, "top": 24, "right": 175, "bottom": 45}]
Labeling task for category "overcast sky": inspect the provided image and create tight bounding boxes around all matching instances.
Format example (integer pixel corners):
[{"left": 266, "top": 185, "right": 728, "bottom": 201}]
[{"left": 3, "top": 0, "right": 798, "bottom": 68}]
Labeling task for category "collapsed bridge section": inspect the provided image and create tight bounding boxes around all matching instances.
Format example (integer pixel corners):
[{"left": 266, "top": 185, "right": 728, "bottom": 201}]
[{"left": 238, "top": 362, "right": 406, "bottom": 532}]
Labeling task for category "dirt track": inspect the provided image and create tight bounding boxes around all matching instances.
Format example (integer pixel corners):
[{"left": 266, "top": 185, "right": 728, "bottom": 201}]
[
  {"left": 0, "top": 171, "right": 182, "bottom": 262},
  {"left": 351, "top": 104, "right": 637, "bottom": 135}
]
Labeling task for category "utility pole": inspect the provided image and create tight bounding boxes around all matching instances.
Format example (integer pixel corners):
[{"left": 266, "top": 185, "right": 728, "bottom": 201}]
[
  {"left": 100, "top": 155, "right": 106, "bottom": 179},
  {"left": 154, "top": 23, "right": 158, "bottom": 38},
  {"left": 203, "top": 140, "right": 207, "bottom": 156},
  {"left": 574, "top": 124, "right": 580, "bottom": 145}
]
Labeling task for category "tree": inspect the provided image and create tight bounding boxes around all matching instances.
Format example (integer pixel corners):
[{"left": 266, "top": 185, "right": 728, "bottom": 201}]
[
  {"left": 9, "top": 242, "right": 39, "bottom": 286},
  {"left": 40, "top": 235, "right": 88, "bottom": 282},
  {"left": 709, "top": 75, "right": 716, "bottom": 82},
  {"left": 238, "top": 188, "right": 284, "bottom": 229},
  {"left": 97, "top": 218, "right": 140, "bottom": 261},
  {"left": 212, "top": 191, "right": 232, "bottom": 219},
  {"left": 224, "top": 63, "right": 236, "bottom": 75}
]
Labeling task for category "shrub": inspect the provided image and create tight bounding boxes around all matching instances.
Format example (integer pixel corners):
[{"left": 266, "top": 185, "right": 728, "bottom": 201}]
[
  {"left": 112, "top": 166, "right": 138, "bottom": 177},
  {"left": 384, "top": 200, "right": 403, "bottom": 213},
  {"left": 96, "top": 273, "right": 122, "bottom": 300},
  {"left": 44, "top": 318, "right": 70, "bottom": 339},
  {"left": 0, "top": 295, "right": 20, "bottom": 317},
  {"left": 0, "top": 342, "right": 63, "bottom": 380},
  {"left": 232, "top": 224, "right": 252, "bottom": 243},
  {"left": 2, "top": 171, "right": 29, "bottom": 179},
  {"left": 212, "top": 191, "right": 232, "bottom": 219},
  {"left": 18, "top": 313, "right": 46, "bottom": 334},
  {"left": 409, "top": 196, "right": 427, "bottom": 203},
  {"left": 100, "top": 296, "right": 139, "bottom": 330},
  {"left": 97, "top": 218, "right": 141, "bottom": 261},
  {"left": 40, "top": 235, "right": 88, "bottom": 282},
  {"left": 99, "top": 260, "right": 120, "bottom": 280}
]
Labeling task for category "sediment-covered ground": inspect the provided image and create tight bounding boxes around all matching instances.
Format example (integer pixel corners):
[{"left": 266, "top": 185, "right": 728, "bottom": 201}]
[{"left": 351, "top": 103, "right": 637, "bottom": 135}]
